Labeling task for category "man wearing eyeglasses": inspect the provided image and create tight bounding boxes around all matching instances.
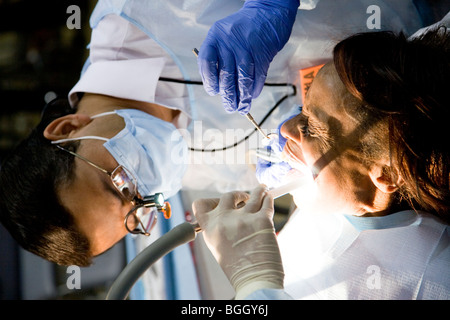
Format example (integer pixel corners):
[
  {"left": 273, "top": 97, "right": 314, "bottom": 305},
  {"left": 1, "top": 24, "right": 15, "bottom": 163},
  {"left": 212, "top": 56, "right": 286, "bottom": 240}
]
[{"left": 0, "top": 15, "right": 191, "bottom": 267}]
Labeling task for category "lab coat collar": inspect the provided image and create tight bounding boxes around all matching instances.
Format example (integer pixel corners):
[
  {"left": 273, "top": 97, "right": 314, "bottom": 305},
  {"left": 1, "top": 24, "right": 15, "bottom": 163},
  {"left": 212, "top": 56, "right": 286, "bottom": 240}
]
[{"left": 344, "top": 210, "right": 419, "bottom": 232}]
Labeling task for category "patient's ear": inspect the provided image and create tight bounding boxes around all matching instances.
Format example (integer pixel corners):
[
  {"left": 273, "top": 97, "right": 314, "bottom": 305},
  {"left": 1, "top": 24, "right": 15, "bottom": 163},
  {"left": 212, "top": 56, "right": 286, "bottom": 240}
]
[
  {"left": 43, "top": 114, "right": 91, "bottom": 141},
  {"left": 369, "top": 164, "right": 404, "bottom": 194}
]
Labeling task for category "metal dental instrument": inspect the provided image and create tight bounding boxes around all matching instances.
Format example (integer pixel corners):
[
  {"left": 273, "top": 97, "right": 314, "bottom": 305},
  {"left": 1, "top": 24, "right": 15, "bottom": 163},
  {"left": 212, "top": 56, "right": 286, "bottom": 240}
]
[
  {"left": 192, "top": 48, "right": 270, "bottom": 140},
  {"left": 245, "top": 113, "right": 270, "bottom": 140}
]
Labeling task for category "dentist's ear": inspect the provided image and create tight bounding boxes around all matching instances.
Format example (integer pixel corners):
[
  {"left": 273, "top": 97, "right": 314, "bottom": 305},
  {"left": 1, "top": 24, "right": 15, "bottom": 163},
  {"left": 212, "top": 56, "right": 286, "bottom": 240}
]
[
  {"left": 43, "top": 114, "right": 91, "bottom": 141},
  {"left": 369, "top": 164, "right": 404, "bottom": 194}
]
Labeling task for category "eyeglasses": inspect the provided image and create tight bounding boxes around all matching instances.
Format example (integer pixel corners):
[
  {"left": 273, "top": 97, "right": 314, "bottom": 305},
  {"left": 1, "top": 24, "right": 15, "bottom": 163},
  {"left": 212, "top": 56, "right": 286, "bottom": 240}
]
[{"left": 55, "top": 144, "right": 171, "bottom": 236}]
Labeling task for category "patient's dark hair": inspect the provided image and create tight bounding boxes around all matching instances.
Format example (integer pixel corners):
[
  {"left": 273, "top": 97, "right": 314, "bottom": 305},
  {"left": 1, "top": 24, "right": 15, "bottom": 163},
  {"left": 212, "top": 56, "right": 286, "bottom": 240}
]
[
  {"left": 333, "top": 27, "right": 450, "bottom": 223},
  {"left": 0, "top": 98, "right": 92, "bottom": 266}
]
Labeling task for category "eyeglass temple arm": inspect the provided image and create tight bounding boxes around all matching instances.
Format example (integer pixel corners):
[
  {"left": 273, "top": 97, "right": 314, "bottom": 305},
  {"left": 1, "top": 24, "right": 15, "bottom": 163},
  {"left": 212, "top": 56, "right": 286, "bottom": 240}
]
[{"left": 55, "top": 145, "right": 111, "bottom": 175}]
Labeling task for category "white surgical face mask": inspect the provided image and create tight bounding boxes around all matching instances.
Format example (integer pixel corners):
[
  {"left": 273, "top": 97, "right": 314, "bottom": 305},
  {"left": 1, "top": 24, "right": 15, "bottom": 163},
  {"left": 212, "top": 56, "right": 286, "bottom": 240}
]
[{"left": 52, "top": 109, "right": 188, "bottom": 199}]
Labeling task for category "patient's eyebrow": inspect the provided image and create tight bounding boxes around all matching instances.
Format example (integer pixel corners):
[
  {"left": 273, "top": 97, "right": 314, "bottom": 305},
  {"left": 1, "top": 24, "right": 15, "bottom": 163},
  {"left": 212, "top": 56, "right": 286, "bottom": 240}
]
[{"left": 303, "top": 104, "right": 329, "bottom": 131}]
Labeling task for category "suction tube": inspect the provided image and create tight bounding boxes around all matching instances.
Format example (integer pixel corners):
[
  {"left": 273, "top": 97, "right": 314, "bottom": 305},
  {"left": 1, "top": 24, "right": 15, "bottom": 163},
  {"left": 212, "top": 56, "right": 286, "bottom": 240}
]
[
  {"left": 106, "top": 180, "right": 305, "bottom": 300},
  {"left": 106, "top": 221, "right": 199, "bottom": 300}
]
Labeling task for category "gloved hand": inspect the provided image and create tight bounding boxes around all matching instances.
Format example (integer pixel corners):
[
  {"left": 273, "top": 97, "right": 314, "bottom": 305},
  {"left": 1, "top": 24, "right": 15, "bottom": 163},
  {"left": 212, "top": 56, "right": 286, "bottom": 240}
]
[
  {"left": 198, "top": 0, "right": 300, "bottom": 114},
  {"left": 256, "top": 111, "right": 299, "bottom": 188},
  {"left": 256, "top": 130, "right": 292, "bottom": 188},
  {"left": 192, "top": 185, "right": 284, "bottom": 299},
  {"left": 256, "top": 157, "right": 292, "bottom": 189}
]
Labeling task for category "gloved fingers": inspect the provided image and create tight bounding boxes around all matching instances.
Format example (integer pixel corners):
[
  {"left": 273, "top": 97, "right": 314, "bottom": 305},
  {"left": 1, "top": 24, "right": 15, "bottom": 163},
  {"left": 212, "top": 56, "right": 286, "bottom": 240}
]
[
  {"left": 192, "top": 197, "right": 220, "bottom": 216},
  {"left": 192, "top": 198, "right": 220, "bottom": 228},
  {"left": 255, "top": 156, "right": 271, "bottom": 169},
  {"left": 218, "top": 47, "right": 239, "bottom": 113},
  {"left": 192, "top": 191, "right": 250, "bottom": 230},
  {"left": 236, "top": 53, "right": 255, "bottom": 115},
  {"left": 218, "top": 190, "right": 251, "bottom": 210},
  {"left": 256, "top": 158, "right": 292, "bottom": 188},
  {"left": 251, "top": 63, "right": 267, "bottom": 99},
  {"left": 198, "top": 42, "right": 220, "bottom": 96},
  {"left": 241, "top": 184, "right": 269, "bottom": 213},
  {"left": 261, "top": 190, "right": 275, "bottom": 219}
]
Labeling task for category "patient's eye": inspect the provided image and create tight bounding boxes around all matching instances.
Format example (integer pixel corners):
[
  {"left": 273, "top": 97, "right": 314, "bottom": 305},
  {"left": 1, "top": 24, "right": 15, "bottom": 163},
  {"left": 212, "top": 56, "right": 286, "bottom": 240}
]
[
  {"left": 297, "top": 105, "right": 332, "bottom": 150},
  {"left": 298, "top": 113, "right": 315, "bottom": 138}
]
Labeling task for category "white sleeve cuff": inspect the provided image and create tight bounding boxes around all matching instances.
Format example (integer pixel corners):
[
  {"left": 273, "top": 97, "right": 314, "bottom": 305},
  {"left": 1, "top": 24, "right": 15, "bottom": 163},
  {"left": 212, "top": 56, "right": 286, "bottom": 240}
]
[{"left": 234, "top": 281, "right": 284, "bottom": 300}]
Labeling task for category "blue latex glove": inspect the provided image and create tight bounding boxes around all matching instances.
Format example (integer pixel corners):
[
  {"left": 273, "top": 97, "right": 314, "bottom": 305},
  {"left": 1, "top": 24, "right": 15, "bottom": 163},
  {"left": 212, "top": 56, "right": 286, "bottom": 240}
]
[
  {"left": 198, "top": 0, "right": 299, "bottom": 115},
  {"left": 256, "top": 110, "right": 300, "bottom": 188},
  {"left": 256, "top": 156, "right": 292, "bottom": 189}
]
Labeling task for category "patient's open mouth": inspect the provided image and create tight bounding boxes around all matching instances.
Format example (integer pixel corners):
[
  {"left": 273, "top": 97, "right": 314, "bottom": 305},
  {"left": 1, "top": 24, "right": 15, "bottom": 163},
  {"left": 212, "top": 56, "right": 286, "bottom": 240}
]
[{"left": 282, "top": 140, "right": 306, "bottom": 166}]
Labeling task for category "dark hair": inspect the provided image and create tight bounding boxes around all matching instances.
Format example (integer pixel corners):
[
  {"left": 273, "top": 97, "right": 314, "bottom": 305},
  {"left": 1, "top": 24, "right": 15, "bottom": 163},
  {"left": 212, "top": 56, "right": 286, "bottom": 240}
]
[
  {"left": 0, "top": 98, "right": 92, "bottom": 266},
  {"left": 333, "top": 27, "right": 450, "bottom": 223}
]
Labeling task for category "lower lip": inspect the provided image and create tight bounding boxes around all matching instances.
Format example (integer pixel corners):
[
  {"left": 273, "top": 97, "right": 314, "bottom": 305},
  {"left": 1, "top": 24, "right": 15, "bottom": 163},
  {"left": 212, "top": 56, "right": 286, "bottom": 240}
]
[
  {"left": 283, "top": 142, "right": 305, "bottom": 165},
  {"left": 283, "top": 142, "right": 318, "bottom": 179}
]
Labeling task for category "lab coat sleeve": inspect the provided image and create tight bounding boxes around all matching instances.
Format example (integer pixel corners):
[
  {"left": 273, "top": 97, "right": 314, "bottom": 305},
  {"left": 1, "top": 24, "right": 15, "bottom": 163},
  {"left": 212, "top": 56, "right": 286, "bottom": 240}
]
[{"left": 242, "top": 288, "right": 294, "bottom": 300}]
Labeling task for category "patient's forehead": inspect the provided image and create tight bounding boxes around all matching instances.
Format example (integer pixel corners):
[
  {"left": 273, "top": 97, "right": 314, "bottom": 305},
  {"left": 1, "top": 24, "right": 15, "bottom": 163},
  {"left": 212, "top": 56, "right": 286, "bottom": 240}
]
[{"left": 304, "top": 62, "right": 362, "bottom": 134}]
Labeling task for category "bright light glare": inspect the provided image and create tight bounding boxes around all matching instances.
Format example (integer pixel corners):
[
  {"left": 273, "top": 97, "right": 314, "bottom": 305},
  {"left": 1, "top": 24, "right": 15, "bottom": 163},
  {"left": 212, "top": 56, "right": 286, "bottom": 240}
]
[{"left": 155, "top": 193, "right": 165, "bottom": 207}]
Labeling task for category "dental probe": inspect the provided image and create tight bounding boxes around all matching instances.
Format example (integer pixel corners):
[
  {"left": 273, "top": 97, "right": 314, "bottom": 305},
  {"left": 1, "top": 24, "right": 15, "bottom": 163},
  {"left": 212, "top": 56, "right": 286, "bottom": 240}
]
[
  {"left": 244, "top": 113, "right": 270, "bottom": 140},
  {"left": 192, "top": 48, "right": 271, "bottom": 141}
]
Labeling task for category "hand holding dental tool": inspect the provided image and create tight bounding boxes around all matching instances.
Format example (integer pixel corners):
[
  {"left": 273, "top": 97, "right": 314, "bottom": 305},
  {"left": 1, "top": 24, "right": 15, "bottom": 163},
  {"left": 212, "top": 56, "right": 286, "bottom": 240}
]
[
  {"left": 196, "top": 0, "right": 299, "bottom": 115},
  {"left": 107, "top": 182, "right": 305, "bottom": 300},
  {"left": 192, "top": 185, "right": 284, "bottom": 299},
  {"left": 193, "top": 48, "right": 273, "bottom": 142},
  {"left": 255, "top": 112, "right": 301, "bottom": 188}
]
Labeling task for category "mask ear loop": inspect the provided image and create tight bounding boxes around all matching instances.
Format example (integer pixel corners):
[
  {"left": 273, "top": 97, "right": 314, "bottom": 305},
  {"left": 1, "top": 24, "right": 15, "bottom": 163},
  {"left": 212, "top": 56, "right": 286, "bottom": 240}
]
[
  {"left": 50, "top": 111, "right": 119, "bottom": 145},
  {"left": 51, "top": 136, "right": 109, "bottom": 144},
  {"left": 90, "top": 111, "right": 118, "bottom": 119}
]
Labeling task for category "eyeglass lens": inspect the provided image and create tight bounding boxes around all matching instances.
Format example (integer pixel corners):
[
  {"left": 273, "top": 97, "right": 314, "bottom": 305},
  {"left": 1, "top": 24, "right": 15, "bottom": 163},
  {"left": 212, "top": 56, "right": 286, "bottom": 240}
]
[
  {"left": 125, "top": 207, "right": 157, "bottom": 235},
  {"left": 111, "top": 166, "right": 137, "bottom": 202},
  {"left": 111, "top": 165, "right": 164, "bottom": 236}
]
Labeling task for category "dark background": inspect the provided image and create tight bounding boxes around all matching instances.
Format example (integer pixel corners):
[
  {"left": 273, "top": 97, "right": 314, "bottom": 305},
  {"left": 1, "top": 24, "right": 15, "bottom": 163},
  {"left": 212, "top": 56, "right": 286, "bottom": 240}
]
[{"left": 0, "top": 0, "right": 92, "bottom": 159}]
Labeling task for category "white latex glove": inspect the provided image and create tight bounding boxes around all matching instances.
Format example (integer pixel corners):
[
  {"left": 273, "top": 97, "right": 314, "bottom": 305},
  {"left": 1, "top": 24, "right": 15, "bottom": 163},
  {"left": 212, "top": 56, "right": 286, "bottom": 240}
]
[{"left": 192, "top": 185, "right": 284, "bottom": 299}]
